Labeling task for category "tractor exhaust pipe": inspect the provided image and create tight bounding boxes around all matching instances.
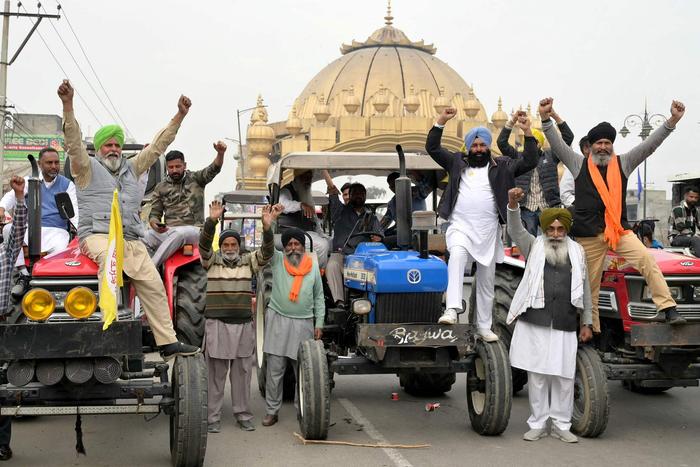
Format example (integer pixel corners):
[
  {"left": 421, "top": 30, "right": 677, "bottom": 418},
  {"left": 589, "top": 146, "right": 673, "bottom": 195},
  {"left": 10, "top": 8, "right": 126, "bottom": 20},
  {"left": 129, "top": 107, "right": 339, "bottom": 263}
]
[
  {"left": 26, "top": 155, "right": 42, "bottom": 267},
  {"left": 395, "top": 145, "right": 412, "bottom": 250}
]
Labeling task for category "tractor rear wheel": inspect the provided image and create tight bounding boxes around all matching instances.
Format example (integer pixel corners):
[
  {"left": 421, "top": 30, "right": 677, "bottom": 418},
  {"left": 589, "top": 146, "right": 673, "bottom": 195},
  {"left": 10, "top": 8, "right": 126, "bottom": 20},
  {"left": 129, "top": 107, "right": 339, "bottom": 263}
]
[{"left": 174, "top": 262, "right": 208, "bottom": 348}]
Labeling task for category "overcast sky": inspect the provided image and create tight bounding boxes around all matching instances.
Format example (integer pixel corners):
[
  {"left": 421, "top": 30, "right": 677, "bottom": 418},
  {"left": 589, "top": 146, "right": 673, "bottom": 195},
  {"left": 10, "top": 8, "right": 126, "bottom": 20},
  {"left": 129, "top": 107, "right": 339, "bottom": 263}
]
[{"left": 4, "top": 0, "right": 699, "bottom": 203}]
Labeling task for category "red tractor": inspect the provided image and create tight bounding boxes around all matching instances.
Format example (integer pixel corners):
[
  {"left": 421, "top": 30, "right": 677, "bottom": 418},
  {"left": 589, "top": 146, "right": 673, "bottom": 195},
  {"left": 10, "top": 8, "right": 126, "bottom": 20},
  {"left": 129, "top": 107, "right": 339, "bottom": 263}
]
[{"left": 0, "top": 154, "right": 208, "bottom": 466}]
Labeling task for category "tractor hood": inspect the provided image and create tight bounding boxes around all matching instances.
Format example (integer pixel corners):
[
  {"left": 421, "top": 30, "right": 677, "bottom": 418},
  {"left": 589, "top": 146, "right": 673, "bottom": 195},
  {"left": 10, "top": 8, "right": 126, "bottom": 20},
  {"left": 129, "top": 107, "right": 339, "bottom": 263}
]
[
  {"left": 607, "top": 249, "right": 700, "bottom": 275},
  {"left": 31, "top": 238, "right": 99, "bottom": 277},
  {"left": 344, "top": 243, "right": 447, "bottom": 293}
]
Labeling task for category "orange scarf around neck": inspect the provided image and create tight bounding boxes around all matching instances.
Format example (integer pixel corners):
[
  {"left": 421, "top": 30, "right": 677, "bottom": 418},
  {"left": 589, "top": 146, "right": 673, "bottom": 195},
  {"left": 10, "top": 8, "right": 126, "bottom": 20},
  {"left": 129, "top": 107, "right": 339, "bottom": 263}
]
[
  {"left": 587, "top": 154, "right": 630, "bottom": 250},
  {"left": 283, "top": 253, "right": 313, "bottom": 302}
]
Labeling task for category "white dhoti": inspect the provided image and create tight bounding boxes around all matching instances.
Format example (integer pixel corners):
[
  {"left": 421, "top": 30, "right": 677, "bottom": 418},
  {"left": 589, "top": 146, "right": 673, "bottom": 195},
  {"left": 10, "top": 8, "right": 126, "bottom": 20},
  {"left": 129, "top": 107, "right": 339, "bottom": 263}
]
[
  {"left": 2, "top": 224, "right": 70, "bottom": 267},
  {"left": 142, "top": 225, "right": 200, "bottom": 267},
  {"left": 445, "top": 165, "right": 503, "bottom": 330},
  {"left": 510, "top": 320, "right": 578, "bottom": 431},
  {"left": 306, "top": 231, "right": 329, "bottom": 269}
]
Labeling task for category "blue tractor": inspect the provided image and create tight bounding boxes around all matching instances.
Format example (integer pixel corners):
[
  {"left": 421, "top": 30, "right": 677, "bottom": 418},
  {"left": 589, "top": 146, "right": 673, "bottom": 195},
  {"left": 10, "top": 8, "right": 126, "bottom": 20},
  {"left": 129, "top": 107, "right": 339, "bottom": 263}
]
[{"left": 264, "top": 146, "right": 513, "bottom": 440}]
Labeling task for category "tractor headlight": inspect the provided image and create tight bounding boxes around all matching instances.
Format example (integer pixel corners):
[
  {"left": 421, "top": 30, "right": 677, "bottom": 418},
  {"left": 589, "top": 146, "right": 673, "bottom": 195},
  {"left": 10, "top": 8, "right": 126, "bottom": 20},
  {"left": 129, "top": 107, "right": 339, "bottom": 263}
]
[
  {"left": 351, "top": 299, "right": 372, "bottom": 315},
  {"left": 644, "top": 286, "right": 683, "bottom": 301},
  {"left": 64, "top": 287, "right": 97, "bottom": 319},
  {"left": 22, "top": 288, "right": 56, "bottom": 321}
]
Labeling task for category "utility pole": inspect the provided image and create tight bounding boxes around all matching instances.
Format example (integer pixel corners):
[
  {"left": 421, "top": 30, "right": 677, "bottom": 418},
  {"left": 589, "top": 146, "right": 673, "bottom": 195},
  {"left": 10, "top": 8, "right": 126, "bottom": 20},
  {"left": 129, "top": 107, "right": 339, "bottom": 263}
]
[{"left": 0, "top": 1, "right": 60, "bottom": 186}]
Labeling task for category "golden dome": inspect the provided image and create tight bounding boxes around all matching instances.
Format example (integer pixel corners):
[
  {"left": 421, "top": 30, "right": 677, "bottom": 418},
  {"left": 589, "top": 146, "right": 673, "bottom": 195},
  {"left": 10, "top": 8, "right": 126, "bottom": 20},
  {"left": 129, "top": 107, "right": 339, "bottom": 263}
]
[
  {"left": 292, "top": 7, "right": 488, "bottom": 122},
  {"left": 491, "top": 97, "right": 508, "bottom": 128}
]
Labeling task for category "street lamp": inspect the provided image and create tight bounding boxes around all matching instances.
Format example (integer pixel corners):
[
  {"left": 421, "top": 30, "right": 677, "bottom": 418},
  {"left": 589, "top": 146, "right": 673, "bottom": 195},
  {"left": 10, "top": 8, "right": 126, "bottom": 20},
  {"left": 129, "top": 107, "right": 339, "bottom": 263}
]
[
  {"left": 235, "top": 105, "right": 267, "bottom": 189},
  {"left": 619, "top": 102, "right": 666, "bottom": 219}
]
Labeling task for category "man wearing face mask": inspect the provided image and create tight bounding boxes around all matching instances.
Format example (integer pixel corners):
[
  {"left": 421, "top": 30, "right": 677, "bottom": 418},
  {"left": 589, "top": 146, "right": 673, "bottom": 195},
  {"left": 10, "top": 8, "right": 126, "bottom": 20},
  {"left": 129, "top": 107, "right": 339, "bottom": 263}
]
[
  {"left": 540, "top": 97, "right": 687, "bottom": 330},
  {"left": 144, "top": 144, "right": 224, "bottom": 267},
  {"left": 58, "top": 79, "right": 199, "bottom": 358},
  {"left": 199, "top": 200, "right": 283, "bottom": 433},
  {"left": 262, "top": 226, "right": 325, "bottom": 427},
  {"left": 426, "top": 107, "right": 538, "bottom": 340}
]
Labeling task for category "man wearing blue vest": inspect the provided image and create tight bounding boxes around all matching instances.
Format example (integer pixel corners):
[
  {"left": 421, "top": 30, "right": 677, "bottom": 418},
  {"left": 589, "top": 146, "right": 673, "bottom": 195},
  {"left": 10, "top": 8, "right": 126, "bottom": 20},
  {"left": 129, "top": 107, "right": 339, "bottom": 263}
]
[
  {"left": 0, "top": 147, "right": 78, "bottom": 294},
  {"left": 58, "top": 79, "right": 198, "bottom": 358}
]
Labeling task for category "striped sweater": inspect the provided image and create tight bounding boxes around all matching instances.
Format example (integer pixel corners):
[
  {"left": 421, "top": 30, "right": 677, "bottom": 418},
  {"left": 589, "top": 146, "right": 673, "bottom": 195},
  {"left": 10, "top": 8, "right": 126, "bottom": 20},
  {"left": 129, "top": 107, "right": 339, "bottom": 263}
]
[{"left": 199, "top": 218, "right": 274, "bottom": 324}]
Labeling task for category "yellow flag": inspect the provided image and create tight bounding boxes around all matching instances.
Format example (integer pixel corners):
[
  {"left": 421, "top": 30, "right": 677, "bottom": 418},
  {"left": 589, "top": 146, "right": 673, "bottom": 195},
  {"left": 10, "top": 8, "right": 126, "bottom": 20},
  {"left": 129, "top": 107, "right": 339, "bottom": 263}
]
[{"left": 100, "top": 189, "right": 124, "bottom": 331}]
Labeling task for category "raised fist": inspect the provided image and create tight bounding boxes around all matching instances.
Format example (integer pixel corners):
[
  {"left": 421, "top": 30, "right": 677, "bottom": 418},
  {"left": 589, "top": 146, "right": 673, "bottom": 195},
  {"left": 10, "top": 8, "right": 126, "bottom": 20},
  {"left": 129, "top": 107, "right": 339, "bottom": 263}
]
[
  {"left": 57, "top": 80, "right": 74, "bottom": 103},
  {"left": 437, "top": 107, "right": 457, "bottom": 125},
  {"left": 213, "top": 141, "right": 227, "bottom": 154},
  {"left": 514, "top": 115, "right": 531, "bottom": 133},
  {"left": 10, "top": 176, "right": 25, "bottom": 196},
  {"left": 538, "top": 97, "right": 553, "bottom": 120},
  {"left": 508, "top": 187, "right": 525, "bottom": 206},
  {"left": 670, "top": 100, "right": 685, "bottom": 123},
  {"left": 177, "top": 95, "right": 192, "bottom": 115}
]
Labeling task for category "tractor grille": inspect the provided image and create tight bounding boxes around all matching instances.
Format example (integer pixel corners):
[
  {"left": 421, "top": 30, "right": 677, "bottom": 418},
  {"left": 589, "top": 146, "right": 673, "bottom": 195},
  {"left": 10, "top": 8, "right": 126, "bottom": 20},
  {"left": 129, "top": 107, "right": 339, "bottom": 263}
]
[{"left": 374, "top": 293, "right": 442, "bottom": 324}]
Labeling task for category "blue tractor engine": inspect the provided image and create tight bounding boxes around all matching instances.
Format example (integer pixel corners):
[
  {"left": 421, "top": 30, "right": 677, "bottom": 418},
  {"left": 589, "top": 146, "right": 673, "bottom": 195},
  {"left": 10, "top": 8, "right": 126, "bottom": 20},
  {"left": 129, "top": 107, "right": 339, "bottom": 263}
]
[{"left": 344, "top": 241, "right": 447, "bottom": 324}]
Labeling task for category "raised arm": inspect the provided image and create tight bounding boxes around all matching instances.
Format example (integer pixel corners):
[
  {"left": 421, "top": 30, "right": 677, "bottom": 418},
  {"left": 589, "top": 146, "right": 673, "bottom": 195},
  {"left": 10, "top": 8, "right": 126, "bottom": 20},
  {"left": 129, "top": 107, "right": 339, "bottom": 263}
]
[
  {"left": 619, "top": 100, "right": 684, "bottom": 177},
  {"left": 58, "top": 80, "right": 92, "bottom": 189},
  {"left": 497, "top": 111, "right": 527, "bottom": 159},
  {"left": 252, "top": 204, "right": 284, "bottom": 272},
  {"left": 133, "top": 95, "right": 191, "bottom": 177},
  {"left": 4, "top": 177, "right": 27, "bottom": 260},
  {"left": 506, "top": 188, "right": 535, "bottom": 257},
  {"left": 198, "top": 200, "right": 222, "bottom": 270},
  {"left": 511, "top": 116, "right": 539, "bottom": 178},
  {"left": 551, "top": 108, "right": 575, "bottom": 147},
  {"left": 193, "top": 141, "right": 226, "bottom": 186},
  {"left": 539, "top": 98, "right": 584, "bottom": 177},
  {"left": 425, "top": 108, "right": 458, "bottom": 171}
]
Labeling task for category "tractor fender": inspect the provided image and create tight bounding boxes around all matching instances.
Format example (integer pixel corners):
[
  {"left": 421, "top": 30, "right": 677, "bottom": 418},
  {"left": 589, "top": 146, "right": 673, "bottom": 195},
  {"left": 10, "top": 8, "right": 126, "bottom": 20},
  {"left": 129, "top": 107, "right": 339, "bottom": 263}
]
[{"left": 163, "top": 248, "right": 202, "bottom": 317}]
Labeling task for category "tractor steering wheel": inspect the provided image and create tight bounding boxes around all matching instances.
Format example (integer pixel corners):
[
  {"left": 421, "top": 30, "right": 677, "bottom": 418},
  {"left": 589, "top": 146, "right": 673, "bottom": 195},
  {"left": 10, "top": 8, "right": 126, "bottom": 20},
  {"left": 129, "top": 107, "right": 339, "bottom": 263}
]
[{"left": 348, "top": 231, "right": 385, "bottom": 242}]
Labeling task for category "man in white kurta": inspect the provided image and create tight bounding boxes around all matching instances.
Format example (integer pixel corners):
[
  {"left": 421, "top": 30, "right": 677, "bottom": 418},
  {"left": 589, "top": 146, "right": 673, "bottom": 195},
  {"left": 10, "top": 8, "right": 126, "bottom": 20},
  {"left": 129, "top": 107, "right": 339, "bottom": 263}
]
[
  {"left": 427, "top": 108, "right": 539, "bottom": 342},
  {"left": 505, "top": 187, "right": 593, "bottom": 443}
]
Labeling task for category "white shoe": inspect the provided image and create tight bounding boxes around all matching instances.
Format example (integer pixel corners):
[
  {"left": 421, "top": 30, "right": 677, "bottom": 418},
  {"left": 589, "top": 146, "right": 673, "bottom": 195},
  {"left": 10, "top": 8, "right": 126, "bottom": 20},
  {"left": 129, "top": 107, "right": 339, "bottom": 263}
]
[
  {"left": 438, "top": 309, "right": 458, "bottom": 325},
  {"left": 551, "top": 427, "right": 578, "bottom": 443},
  {"left": 523, "top": 428, "right": 548, "bottom": 441},
  {"left": 476, "top": 328, "right": 499, "bottom": 342}
]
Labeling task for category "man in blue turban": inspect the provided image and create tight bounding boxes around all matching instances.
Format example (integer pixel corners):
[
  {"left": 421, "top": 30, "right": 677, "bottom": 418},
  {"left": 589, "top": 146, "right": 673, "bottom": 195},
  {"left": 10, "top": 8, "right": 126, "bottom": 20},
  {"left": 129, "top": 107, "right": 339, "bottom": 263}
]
[{"left": 426, "top": 106, "right": 539, "bottom": 340}]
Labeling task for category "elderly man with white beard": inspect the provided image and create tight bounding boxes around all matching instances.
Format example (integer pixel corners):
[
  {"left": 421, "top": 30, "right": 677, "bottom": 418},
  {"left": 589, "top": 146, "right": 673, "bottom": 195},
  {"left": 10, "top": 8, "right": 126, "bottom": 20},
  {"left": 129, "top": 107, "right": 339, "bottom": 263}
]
[
  {"left": 278, "top": 169, "right": 331, "bottom": 268},
  {"left": 506, "top": 187, "right": 593, "bottom": 443},
  {"left": 539, "top": 98, "right": 687, "bottom": 332},
  {"left": 261, "top": 226, "right": 325, "bottom": 427}
]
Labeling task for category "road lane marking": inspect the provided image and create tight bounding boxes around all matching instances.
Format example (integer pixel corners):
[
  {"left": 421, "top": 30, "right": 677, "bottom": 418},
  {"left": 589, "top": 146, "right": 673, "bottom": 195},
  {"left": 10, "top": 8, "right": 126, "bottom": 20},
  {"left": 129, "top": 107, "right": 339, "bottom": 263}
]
[{"left": 338, "top": 398, "right": 414, "bottom": 467}]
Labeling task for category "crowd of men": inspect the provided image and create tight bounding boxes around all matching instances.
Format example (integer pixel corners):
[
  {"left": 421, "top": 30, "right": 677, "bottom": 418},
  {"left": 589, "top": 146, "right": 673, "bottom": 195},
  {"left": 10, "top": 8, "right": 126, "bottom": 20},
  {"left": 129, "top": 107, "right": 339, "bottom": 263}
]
[{"left": 0, "top": 77, "right": 690, "bottom": 457}]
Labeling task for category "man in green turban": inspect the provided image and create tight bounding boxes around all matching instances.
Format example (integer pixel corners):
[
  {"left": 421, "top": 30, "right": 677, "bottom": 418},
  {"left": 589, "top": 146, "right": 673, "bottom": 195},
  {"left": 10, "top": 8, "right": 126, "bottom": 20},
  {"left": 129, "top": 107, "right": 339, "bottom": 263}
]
[
  {"left": 505, "top": 187, "right": 594, "bottom": 444},
  {"left": 57, "top": 79, "right": 199, "bottom": 359}
]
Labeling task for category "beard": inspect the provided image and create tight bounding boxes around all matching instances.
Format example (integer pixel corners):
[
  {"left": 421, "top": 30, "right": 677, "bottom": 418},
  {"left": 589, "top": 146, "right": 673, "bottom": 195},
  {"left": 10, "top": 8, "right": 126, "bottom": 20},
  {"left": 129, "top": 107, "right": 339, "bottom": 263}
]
[
  {"left": 170, "top": 172, "right": 184, "bottom": 182},
  {"left": 100, "top": 152, "right": 122, "bottom": 172},
  {"left": 544, "top": 236, "right": 569, "bottom": 266},
  {"left": 591, "top": 149, "right": 611, "bottom": 166},
  {"left": 221, "top": 251, "right": 239, "bottom": 262},
  {"left": 285, "top": 250, "right": 303, "bottom": 267},
  {"left": 466, "top": 149, "right": 490, "bottom": 168},
  {"left": 292, "top": 177, "right": 314, "bottom": 206}
]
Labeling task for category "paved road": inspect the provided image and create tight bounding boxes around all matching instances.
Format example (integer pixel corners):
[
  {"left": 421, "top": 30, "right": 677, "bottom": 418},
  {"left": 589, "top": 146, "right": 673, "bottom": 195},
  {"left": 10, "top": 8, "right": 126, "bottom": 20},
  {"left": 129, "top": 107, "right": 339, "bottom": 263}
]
[{"left": 8, "top": 368, "right": 700, "bottom": 466}]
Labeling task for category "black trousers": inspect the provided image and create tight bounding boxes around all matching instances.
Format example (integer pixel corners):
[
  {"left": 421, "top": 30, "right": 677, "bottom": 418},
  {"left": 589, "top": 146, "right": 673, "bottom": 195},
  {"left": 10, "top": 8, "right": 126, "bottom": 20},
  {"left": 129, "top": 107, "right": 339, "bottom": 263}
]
[
  {"left": 0, "top": 416, "right": 10, "bottom": 446},
  {"left": 671, "top": 235, "right": 700, "bottom": 258}
]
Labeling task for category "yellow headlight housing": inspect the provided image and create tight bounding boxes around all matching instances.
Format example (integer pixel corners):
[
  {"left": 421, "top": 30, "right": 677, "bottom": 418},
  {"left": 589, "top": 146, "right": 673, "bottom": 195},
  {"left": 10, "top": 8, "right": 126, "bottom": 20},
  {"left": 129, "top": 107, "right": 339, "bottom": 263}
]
[
  {"left": 64, "top": 287, "right": 97, "bottom": 319},
  {"left": 22, "top": 288, "right": 56, "bottom": 321}
]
